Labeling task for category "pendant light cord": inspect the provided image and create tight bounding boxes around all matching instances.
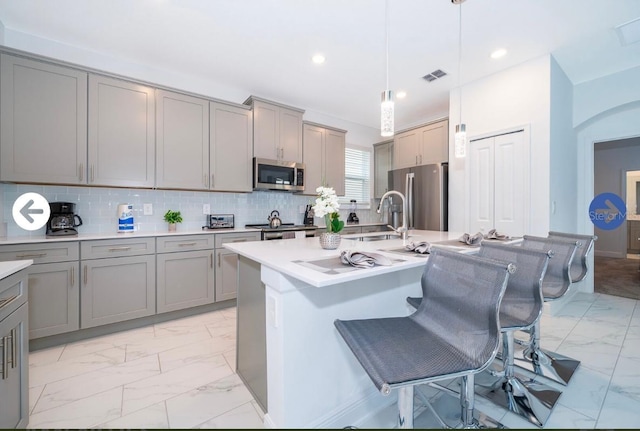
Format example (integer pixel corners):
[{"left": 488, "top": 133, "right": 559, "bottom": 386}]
[
  {"left": 457, "top": 1, "right": 463, "bottom": 126},
  {"left": 385, "top": 0, "right": 390, "bottom": 91}
]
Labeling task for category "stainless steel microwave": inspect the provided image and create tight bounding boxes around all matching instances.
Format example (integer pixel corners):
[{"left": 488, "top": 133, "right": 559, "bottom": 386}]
[{"left": 253, "top": 158, "right": 305, "bottom": 192}]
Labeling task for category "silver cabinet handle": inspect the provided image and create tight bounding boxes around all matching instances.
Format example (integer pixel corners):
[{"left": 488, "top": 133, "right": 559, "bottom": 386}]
[
  {"left": 84, "top": 265, "right": 88, "bottom": 286},
  {"left": 90, "top": 164, "right": 95, "bottom": 183},
  {"left": 178, "top": 242, "right": 197, "bottom": 247},
  {"left": 108, "top": 246, "right": 132, "bottom": 252},
  {"left": 203, "top": 174, "right": 208, "bottom": 188},
  {"left": 0, "top": 295, "right": 18, "bottom": 311},
  {"left": 415, "top": 155, "right": 418, "bottom": 165},
  {"left": 210, "top": 253, "right": 213, "bottom": 268},
  {"left": 16, "top": 253, "right": 46, "bottom": 259},
  {"left": 79, "top": 163, "right": 84, "bottom": 182},
  {"left": 218, "top": 252, "right": 221, "bottom": 268},
  {"left": 10, "top": 328, "right": 16, "bottom": 369},
  {"left": 70, "top": 266, "right": 75, "bottom": 287},
  {"left": 1, "top": 335, "right": 7, "bottom": 380},
  {"left": 280, "top": 148, "right": 284, "bottom": 159},
  {"left": 211, "top": 174, "right": 214, "bottom": 188}
]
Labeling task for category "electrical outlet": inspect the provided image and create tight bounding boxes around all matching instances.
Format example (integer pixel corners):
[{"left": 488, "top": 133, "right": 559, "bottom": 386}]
[
  {"left": 203, "top": 204, "right": 211, "bottom": 214},
  {"left": 143, "top": 203, "right": 153, "bottom": 216}
]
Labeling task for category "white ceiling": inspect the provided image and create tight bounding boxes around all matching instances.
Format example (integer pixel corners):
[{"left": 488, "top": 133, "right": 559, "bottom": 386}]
[{"left": 1, "top": 0, "right": 640, "bottom": 131}]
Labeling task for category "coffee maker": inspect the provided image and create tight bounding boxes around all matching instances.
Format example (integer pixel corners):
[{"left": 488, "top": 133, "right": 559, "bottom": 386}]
[
  {"left": 46, "top": 202, "right": 83, "bottom": 236},
  {"left": 303, "top": 205, "right": 315, "bottom": 225}
]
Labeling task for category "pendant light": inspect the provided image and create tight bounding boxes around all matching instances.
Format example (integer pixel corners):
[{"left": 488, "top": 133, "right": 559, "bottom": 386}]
[
  {"left": 453, "top": 0, "right": 467, "bottom": 158},
  {"left": 380, "top": 0, "right": 394, "bottom": 137}
]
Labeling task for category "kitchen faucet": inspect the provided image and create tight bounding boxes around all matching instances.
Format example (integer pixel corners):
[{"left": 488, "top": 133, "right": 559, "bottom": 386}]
[{"left": 377, "top": 190, "right": 409, "bottom": 240}]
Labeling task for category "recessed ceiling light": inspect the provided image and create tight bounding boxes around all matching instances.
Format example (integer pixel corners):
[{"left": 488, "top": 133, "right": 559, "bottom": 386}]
[
  {"left": 396, "top": 91, "right": 407, "bottom": 99},
  {"left": 490, "top": 48, "right": 507, "bottom": 59},
  {"left": 311, "top": 54, "right": 325, "bottom": 64}
]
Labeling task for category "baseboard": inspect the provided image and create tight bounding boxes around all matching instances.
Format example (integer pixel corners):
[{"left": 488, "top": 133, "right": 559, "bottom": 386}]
[{"left": 307, "top": 387, "right": 397, "bottom": 428}]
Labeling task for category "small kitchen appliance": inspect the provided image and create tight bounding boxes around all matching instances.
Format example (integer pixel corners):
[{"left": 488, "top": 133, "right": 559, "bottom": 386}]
[
  {"left": 204, "top": 214, "right": 235, "bottom": 229},
  {"left": 303, "top": 204, "right": 314, "bottom": 225},
  {"left": 347, "top": 199, "right": 359, "bottom": 224},
  {"left": 46, "top": 202, "right": 83, "bottom": 236},
  {"left": 268, "top": 210, "right": 282, "bottom": 228}
]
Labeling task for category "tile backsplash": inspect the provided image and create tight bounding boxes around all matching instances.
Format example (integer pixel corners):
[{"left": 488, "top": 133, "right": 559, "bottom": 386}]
[{"left": 2, "top": 184, "right": 383, "bottom": 237}]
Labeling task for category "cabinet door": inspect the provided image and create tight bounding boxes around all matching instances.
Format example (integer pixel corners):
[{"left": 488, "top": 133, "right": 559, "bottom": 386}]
[
  {"left": 28, "top": 262, "right": 79, "bottom": 339},
  {"left": 302, "top": 124, "right": 324, "bottom": 195},
  {"left": 253, "top": 100, "right": 279, "bottom": 160},
  {"left": 493, "top": 132, "right": 526, "bottom": 236},
  {"left": 156, "top": 90, "right": 209, "bottom": 190},
  {"left": 324, "top": 129, "right": 346, "bottom": 196},
  {"left": 393, "top": 129, "right": 419, "bottom": 169},
  {"left": 215, "top": 249, "right": 239, "bottom": 302},
  {"left": 374, "top": 141, "right": 393, "bottom": 198},
  {"left": 468, "top": 137, "right": 495, "bottom": 235},
  {"left": 157, "top": 250, "right": 214, "bottom": 313},
  {"left": 210, "top": 102, "right": 253, "bottom": 192},
  {"left": 279, "top": 107, "right": 303, "bottom": 163},
  {"left": 1, "top": 54, "right": 87, "bottom": 184},
  {"left": 81, "top": 255, "right": 155, "bottom": 328},
  {"left": 88, "top": 74, "right": 155, "bottom": 187},
  {"left": 0, "top": 303, "right": 28, "bottom": 429},
  {"left": 420, "top": 120, "right": 448, "bottom": 165}
]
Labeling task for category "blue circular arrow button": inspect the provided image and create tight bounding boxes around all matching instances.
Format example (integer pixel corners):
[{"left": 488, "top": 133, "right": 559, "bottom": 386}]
[{"left": 589, "top": 192, "right": 626, "bottom": 230}]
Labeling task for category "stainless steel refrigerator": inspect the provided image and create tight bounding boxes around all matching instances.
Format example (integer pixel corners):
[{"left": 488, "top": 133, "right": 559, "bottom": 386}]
[{"left": 387, "top": 163, "right": 448, "bottom": 231}]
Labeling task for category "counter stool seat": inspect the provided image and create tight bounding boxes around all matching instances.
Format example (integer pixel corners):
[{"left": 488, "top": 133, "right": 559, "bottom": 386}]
[{"left": 335, "top": 249, "right": 513, "bottom": 429}]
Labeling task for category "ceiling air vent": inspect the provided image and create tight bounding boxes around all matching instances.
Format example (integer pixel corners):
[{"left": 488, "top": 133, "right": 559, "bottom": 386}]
[{"left": 422, "top": 69, "right": 447, "bottom": 82}]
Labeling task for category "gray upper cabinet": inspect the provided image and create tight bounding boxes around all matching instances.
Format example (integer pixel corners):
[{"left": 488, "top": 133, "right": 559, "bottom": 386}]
[
  {"left": 302, "top": 122, "right": 346, "bottom": 195},
  {"left": 156, "top": 90, "right": 209, "bottom": 190},
  {"left": 393, "top": 119, "right": 449, "bottom": 169},
  {"left": 247, "top": 97, "right": 304, "bottom": 163},
  {"left": 0, "top": 54, "right": 87, "bottom": 184},
  {"left": 210, "top": 102, "right": 253, "bottom": 192},
  {"left": 88, "top": 74, "right": 155, "bottom": 188},
  {"left": 373, "top": 140, "right": 393, "bottom": 198}
]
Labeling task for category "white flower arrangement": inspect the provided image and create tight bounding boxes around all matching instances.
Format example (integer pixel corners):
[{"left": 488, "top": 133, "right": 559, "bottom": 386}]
[{"left": 312, "top": 186, "right": 344, "bottom": 233}]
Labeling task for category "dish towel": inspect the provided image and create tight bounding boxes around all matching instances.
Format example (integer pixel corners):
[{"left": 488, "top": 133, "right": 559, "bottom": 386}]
[
  {"left": 485, "top": 228, "right": 510, "bottom": 240},
  {"left": 405, "top": 241, "right": 433, "bottom": 254},
  {"left": 340, "top": 250, "right": 393, "bottom": 268},
  {"left": 459, "top": 232, "right": 484, "bottom": 246}
]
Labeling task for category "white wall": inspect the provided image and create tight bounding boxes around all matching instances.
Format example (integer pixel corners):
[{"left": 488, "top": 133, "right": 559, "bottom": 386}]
[
  {"left": 0, "top": 19, "right": 5, "bottom": 45},
  {"left": 448, "top": 55, "right": 551, "bottom": 236},
  {"left": 549, "top": 56, "right": 578, "bottom": 232}
]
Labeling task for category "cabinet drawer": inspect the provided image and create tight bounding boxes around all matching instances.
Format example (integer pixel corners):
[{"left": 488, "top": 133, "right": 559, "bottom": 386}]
[
  {"left": 0, "top": 268, "right": 28, "bottom": 323},
  {"left": 214, "top": 232, "right": 261, "bottom": 248},
  {"left": 81, "top": 237, "right": 155, "bottom": 259},
  {"left": 156, "top": 234, "right": 215, "bottom": 253},
  {"left": 0, "top": 242, "right": 79, "bottom": 264}
]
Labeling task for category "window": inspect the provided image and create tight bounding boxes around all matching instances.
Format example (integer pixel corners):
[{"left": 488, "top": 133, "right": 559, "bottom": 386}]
[{"left": 342, "top": 146, "right": 371, "bottom": 207}]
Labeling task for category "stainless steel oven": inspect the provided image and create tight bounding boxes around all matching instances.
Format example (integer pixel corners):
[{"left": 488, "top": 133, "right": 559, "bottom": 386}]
[{"left": 246, "top": 223, "right": 317, "bottom": 240}]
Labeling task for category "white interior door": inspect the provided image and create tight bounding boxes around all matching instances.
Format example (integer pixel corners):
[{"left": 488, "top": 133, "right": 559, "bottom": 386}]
[{"left": 468, "top": 137, "right": 495, "bottom": 234}]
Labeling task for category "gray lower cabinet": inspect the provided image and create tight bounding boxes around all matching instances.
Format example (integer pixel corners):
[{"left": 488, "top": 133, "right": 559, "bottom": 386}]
[
  {"left": 0, "top": 268, "right": 29, "bottom": 429},
  {"left": 80, "top": 239, "right": 156, "bottom": 329},
  {"left": 156, "top": 235, "right": 215, "bottom": 313},
  {"left": 0, "top": 242, "right": 79, "bottom": 339},
  {"left": 214, "top": 232, "right": 261, "bottom": 302},
  {"left": 0, "top": 54, "right": 87, "bottom": 185}
]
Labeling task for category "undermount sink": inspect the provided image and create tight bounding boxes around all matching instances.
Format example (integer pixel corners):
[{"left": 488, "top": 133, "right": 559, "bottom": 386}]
[{"left": 353, "top": 234, "right": 400, "bottom": 242}]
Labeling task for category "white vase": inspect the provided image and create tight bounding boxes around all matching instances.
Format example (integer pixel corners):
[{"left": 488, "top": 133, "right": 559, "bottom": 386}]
[{"left": 319, "top": 232, "right": 341, "bottom": 250}]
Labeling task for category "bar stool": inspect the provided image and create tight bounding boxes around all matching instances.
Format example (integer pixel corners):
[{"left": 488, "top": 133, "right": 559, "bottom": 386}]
[
  {"left": 548, "top": 231, "right": 597, "bottom": 283},
  {"left": 515, "top": 235, "right": 580, "bottom": 386},
  {"left": 334, "top": 249, "right": 514, "bottom": 429},
  {"left": 408, "top": 243, "right": 557, "bottom": 426}
]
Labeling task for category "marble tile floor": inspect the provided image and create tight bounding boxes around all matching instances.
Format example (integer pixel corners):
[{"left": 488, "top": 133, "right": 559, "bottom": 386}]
[{"left": 27, "top": 291, "right": 640, "bottom": 429}]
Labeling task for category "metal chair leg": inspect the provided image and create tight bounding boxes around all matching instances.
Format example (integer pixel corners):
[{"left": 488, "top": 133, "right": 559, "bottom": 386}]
[
  {"left": 398, "top": 386, "right": 414, "bottom": 428},
  {"left": 514, "top": 320, "right": 580, "bottom": 385},
  {"left": 476, "top": 331, "right": 563, "bottom": 427}
]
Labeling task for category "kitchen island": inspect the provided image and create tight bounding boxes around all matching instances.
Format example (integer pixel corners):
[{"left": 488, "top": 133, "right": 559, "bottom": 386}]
[{"left": 225, "top": 230, "right": 473, "bottom": 429}]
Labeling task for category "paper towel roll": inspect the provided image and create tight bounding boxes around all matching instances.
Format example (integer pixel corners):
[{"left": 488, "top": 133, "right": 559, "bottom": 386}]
[{"left": 118, "top": 204, "right": 134, "bottom": 232}]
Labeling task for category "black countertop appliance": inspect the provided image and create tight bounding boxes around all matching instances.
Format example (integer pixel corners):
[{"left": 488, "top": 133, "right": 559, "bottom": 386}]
[{"left": 47, "top": 202, "right": 83, "bottom": 236}]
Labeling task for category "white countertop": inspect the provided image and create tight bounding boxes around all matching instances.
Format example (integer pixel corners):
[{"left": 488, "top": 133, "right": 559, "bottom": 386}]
[
  {"left": 0, "top": 259, "right": 33, "bottom": 279},
  {"left": 225, "top": 230, "right": 477, "bottom": 288},
  {"left": 0, "top": 227, "right": 258, "bottom": 245}
]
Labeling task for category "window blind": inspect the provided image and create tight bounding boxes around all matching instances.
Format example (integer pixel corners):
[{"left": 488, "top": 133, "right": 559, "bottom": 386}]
[{"left": 343, "top": 147, "right": 371, "bottom": 205}]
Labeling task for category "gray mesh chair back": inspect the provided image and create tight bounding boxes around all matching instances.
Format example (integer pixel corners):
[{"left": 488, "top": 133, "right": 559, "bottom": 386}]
[
  {"left": 521, "top": 235, "right": 578, "bottom": 300},
  {"left": 334, "top": 249, "right": 512, "bottom": 427},
  {"left": 478, "top": 242, "right": 550, "bottom": 330},
  {"left": 548, "top": 231, "right": 597, "bottom": 282}
]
